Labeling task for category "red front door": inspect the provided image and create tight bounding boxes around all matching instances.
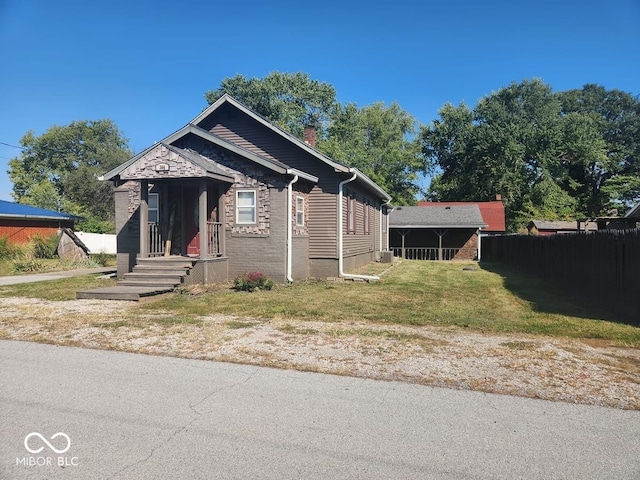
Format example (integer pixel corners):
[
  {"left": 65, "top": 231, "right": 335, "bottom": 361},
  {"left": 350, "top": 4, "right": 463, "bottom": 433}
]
[{"left": 184, "top": 188, "right": 200, "bottom": 256}]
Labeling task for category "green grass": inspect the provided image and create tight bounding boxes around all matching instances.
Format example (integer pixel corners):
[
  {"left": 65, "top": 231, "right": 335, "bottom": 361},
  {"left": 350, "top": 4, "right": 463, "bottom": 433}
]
[
  {"left": 138, "top": 261, "right": 640, "bottom": 347},
  {"left": 0, "top": 275, "right": 117, "bottom": 301}
]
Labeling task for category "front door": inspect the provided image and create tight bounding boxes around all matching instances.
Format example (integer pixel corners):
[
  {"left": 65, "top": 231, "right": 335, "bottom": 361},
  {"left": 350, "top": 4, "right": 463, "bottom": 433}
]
[{"left": 184, "top": 187, "right": 200, "bottom": 256}]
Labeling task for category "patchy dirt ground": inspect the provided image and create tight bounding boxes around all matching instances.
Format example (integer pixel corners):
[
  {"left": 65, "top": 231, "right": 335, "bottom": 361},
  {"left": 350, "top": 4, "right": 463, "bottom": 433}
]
[{"left": 0, "top": 296, "right": 638, "bottom": 410}]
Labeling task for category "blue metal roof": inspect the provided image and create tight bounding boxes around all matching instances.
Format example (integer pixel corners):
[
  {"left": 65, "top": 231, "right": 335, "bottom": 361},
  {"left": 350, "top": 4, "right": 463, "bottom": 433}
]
[{"left": 0, "top": 200, "right": 81, "bottom": 221}]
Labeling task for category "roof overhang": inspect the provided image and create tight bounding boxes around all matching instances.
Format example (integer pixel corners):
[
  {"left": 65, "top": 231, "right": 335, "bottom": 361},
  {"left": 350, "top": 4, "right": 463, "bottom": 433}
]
[{"left": 101, "top": 123, "right": 318, "bottom": 184}]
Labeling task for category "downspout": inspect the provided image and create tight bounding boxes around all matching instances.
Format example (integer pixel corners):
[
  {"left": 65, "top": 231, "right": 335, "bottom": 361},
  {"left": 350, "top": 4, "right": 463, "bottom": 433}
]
[
  {"left": 338, "top": 171, "right": 381, "bottom": 282},
  {"left": 286, "top": 174, "right": 299, "bottom": 282}
]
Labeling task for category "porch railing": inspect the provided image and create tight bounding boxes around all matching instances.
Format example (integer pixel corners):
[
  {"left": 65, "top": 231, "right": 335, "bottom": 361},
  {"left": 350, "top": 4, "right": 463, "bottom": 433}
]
[
  {"left": 148, "top": 222, "right": 164, "bottom": 256},
  {"left": 206, "top": 222, "right": 222, "bottom": 257},
  {"left": 147, "top": 221, "right": 222, "bottom": 258},
  {"left": 391, "top": 247, "right": 461, "bottom": 261}
]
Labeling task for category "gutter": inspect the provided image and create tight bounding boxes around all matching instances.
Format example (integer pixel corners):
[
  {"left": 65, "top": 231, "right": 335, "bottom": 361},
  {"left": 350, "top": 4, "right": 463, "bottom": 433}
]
[
  {"left": 337, "top": 170, "right": 381, "bottom": 282},
  {"left": 286, "top": 174, "right": 299, "bottom": 282}
]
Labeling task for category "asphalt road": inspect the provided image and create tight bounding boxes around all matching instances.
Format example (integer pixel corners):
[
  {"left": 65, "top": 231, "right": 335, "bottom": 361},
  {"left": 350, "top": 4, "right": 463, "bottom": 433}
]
[{"left": 1, "top": 340, "right": 638, "bottom": 480}]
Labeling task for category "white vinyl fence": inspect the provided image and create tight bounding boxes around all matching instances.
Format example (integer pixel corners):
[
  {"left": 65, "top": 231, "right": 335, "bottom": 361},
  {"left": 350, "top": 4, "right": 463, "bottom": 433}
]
[{"left": 75, "top": 232, "right": 117, "bottom": 254}]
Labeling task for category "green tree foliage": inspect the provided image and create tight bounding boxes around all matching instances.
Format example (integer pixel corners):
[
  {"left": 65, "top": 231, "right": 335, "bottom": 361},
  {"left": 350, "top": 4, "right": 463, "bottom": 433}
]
[
  {"left": 319, "top": 102, "right": 424, "bottom": 205},
  {"left": 420, "top": 79, "right": 640, "bottom": 231},
  {"left": 206, "top": 72, "right": 424, "bottom": 204},
  {"left": 205, "top": 71, "right": 338, "bottom": 138},
  {"left": 8, "top": 119, "right": 132, "bottom": 233}
]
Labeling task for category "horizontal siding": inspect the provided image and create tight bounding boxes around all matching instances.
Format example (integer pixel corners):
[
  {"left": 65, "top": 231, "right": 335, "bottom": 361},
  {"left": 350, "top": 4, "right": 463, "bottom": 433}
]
[
  {"left": 204, "top": 105, "right": 388, "bottom": 261},
  {"left": 342, "top": 186, "right": 378, "bottom": 258},
  {"left": 308, "top": 183, "right": 338, "bottom": 258}
]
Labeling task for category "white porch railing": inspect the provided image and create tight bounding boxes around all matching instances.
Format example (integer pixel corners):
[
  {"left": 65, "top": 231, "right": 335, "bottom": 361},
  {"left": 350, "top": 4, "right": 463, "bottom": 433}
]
[{"left": 391, "top": 247, "right": 461, "bottom": 260}]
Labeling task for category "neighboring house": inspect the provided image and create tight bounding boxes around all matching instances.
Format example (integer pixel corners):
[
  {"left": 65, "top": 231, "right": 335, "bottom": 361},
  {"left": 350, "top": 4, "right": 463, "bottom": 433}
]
[
  {"left": 418, "top": 197, "right": 506, "bottom": 234},
  {"left": 389, "top": 205, "right": 487, "bottom": 260},
  {"left": 590, "top": 202, "right": 640, "bottom": 230},
  {"left": 0, "top": 200, "right": 78, "bottom": 244},
  {"left": 527, "top": 220, "right": 597, "bottom": 235},
  {"left": 102, "top": 94, "right": 392, "bottom": 284}
]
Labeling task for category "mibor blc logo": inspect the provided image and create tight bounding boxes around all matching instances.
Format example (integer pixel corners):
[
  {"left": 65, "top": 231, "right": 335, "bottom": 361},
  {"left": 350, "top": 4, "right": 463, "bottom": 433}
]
[
  {"left": 17, "top": 432, "right": 79, "bottom": 467},
  {"left": 24, "top": 432, "right": 71, "bottom": 454}
]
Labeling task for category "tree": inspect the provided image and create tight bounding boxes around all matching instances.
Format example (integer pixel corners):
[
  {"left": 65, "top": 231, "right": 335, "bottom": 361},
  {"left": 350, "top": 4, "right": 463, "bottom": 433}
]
[
  {"left": 205, "top": 72, "right": 338, "bottom": 139},
  {"left": 420, "top": 79, "right": 640, "bottom": 230},
  {"left": 8, "top": 119, "right": 132, "bottom": 232},
  {"left": 206, "top": 72, "right": 425, "bottom": 204},
  {"left": 319, "top": 102, "right": 424, "bottom": 205}
]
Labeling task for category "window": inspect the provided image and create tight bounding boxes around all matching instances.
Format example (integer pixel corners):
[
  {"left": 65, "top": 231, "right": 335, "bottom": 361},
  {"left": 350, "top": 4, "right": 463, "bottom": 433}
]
[
  {"left": 347, "top": 192, "right": 356, "bottom": 234},
  {"left": 236, "top": 190, "right": 256, "bottom": 224},
  {"left": 148, "top": 193, "right": 159, "bottom": 223},
  {"left": 295, "top": 196, "right": 304, "bottom": 226},
  {"left": 364, "top": 202, "right": 370, "bottom": 234}
]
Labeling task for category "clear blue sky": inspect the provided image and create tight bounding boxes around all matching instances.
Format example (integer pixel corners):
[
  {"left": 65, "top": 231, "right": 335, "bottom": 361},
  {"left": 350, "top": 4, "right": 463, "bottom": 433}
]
[{"left": 1, "top": 0, "right": 638, "bottom": 201}]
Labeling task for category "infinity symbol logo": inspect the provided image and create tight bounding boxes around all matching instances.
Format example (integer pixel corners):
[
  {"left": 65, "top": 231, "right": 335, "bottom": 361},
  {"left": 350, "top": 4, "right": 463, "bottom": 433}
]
[{"left": 24, "top": 432, "right": 71, "bottom": 454}]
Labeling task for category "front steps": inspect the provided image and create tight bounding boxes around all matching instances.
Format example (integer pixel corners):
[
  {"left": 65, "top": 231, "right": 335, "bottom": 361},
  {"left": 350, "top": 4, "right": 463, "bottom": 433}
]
[{"left": 77, "top": 256, "right": 196, "bottom": 301}]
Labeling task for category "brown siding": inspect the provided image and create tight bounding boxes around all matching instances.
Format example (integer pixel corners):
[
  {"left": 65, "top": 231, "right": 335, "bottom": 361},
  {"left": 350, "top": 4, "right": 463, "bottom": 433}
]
[{"left": 342, "top": 186, "right": 377, "bottom": 262}]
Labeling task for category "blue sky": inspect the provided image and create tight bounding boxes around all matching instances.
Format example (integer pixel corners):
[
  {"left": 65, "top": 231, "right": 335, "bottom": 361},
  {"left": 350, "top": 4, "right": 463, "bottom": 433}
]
[{"left": 0, "top": 0, "right": 638, "bottom": 201}]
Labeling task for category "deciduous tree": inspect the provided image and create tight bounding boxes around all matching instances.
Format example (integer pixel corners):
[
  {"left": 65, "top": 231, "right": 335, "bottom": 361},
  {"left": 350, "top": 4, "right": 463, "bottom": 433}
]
[{"left": 8, "top": 119, "right": 132, "bottom": 232}]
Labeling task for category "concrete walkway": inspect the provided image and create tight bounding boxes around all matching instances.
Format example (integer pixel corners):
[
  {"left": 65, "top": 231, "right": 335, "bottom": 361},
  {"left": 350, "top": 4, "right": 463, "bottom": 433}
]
[{"left": 0, "top": 267, "right": 115, "bottom": 286}]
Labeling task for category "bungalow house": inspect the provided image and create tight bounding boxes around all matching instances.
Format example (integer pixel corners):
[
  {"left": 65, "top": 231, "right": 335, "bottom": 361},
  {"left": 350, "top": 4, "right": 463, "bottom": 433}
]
[
  {"left": 101, "top": 94, "right": 392, "bottom": 287},
  {"left": 0, "top": 200, "right": 78, "bottom": 244},
  {"left": 389, "top": 205, "right": 487, "bottom": 260}
]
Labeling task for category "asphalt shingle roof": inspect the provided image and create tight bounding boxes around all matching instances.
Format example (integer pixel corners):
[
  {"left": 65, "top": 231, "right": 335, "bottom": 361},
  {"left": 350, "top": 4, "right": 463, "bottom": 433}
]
[{"left": 390, "top": 205, "right": 486, "bottom": 228}]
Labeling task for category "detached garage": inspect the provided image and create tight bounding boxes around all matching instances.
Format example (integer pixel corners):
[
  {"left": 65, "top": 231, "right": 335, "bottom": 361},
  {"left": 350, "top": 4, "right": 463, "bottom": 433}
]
[
  {"left": 0, "top": 200, "right": 79, "bottom": 244},
  {"left": 389, "top": 205, "right": 487, "bottom": 260}
]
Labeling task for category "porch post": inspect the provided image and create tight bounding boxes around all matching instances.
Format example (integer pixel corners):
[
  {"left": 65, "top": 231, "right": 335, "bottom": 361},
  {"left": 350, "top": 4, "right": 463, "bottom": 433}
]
[
  {"left": 198, "top": 179, "right": 208, "bottom": 262},
  {"left": 139, "top": 180, "right": 149, "bottom": 258},
  {"left": 218, "top": 190, "right": 226, "bottom": 256}
]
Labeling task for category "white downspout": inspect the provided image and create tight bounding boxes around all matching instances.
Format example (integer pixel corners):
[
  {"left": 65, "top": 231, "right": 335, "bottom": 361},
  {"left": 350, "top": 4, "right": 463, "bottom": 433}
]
[
  {"left": 338, "top": 171, "right": 380, "bottom": 282},
  {"left": 286, "top": 175, "right": 299, "bottom": 282}
]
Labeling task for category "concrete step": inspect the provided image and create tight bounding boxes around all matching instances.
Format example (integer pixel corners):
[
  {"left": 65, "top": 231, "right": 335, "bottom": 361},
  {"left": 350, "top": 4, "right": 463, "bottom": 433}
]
[
  {"left": 118, "top": 279, "right": 181, "bottom": 287},
  {"left": 136, "top": 257, "right": 196, "bottom": 269},
  {"left": 132, "top": 265, "right": 191, "bottom": 276},
  {"left": 77, "top": 286, "right": 174, "bottom": 301},
  {"left": 122, "top": 273, "right": 185, "bottom": 284}
]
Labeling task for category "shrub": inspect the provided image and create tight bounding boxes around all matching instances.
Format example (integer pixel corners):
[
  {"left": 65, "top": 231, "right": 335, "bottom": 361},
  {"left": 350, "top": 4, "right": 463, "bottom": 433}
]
[
  {"left": 30, "top": 233, "right": 59, "bottom": 259},
  {"left": 233, "top": 271, "right": 275, "bottom": 292},
  {"left": 0, "top": 237, "right": 11, "bottom": 260}
]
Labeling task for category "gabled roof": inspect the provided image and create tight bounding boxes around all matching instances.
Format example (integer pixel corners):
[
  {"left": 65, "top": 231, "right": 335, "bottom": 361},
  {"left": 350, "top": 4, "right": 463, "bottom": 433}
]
[
  {"left": 390, "top": 205, "right": 487, "bottom": 229},
  {"left": 102, "top": 94, "right": 389, "bottom": 200},
  {"left": 0, "top": 200, "right": 80, "bottom": 221},
  {"left": 625, "top": 201, "right": 640, "bottom": 219},
  {"left": 418, "top": 201, "right": 505, "bottom": 231}
]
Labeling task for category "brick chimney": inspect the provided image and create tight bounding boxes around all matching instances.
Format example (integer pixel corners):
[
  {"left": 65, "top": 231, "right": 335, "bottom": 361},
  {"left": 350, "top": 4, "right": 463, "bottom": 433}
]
[{"left": 303, "top": 125, "right": 316, "bottom": 148}]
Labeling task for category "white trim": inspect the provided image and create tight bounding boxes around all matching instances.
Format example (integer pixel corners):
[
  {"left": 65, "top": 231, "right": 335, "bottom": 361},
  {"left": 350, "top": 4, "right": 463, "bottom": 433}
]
[
  {"left": 338, "top": 173, "right": 380, "bottom": 282},
  {"left": 295, "top": 195, "right": 305, "bottom": 227},
  {"left": 235, "top": 190, "right": 257, "bottom": 225},
  {"left": 287, "top": 176, "right": 299, "bottom": 282}
]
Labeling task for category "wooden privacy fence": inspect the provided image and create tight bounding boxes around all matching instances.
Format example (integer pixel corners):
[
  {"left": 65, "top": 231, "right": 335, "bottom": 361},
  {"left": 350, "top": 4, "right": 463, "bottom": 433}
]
[{"left": 482, "top": 230, "right": 640, "bottom": 323}]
